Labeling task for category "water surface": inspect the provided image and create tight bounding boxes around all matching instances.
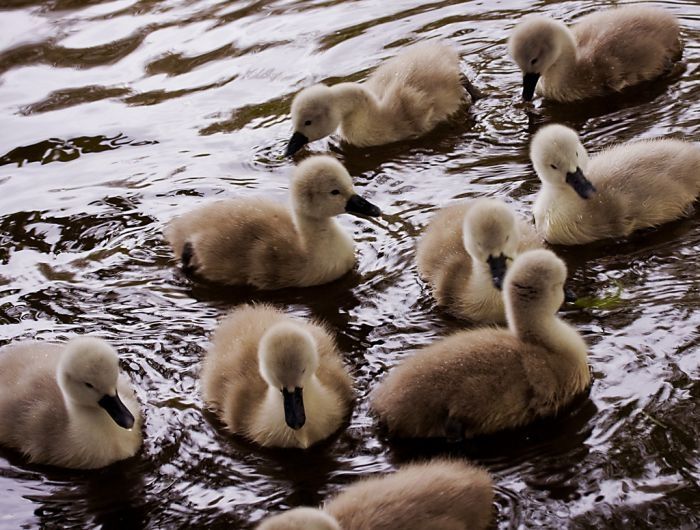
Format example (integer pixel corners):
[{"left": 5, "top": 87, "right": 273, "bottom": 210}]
[{"left": 1, "top": 0, "right": 699, "bottom": 528}]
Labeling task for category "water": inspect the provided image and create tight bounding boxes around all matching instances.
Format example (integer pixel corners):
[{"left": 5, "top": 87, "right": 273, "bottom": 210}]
[{"left": 1, "top": 0, "right": 699, "bottom": 527}]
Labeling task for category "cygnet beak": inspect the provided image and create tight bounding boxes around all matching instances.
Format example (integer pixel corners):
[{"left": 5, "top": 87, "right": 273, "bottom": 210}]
[
  {"left": 345, "top": 194, "right": 382, "bottom": 218},
  {"left": 282, "top": 387, "right": 306, "bottom": 430},
  {"left": 487, "top": 253, "right": 508, "bottom": 290},
  {"left": 565, "top": 167, "right": 597, "bottom": 199},
  {"left": 98, "top": 392, "right": 135, "bottom": 429},
  {"left": 522, "top": 72, "right": 540, "bottom": 101},
  {"left": 285, "top": 131, "right": 309, "bottom": 157},
  {"left": 564, "top": 286, "right": 577, "bottom": 303}
]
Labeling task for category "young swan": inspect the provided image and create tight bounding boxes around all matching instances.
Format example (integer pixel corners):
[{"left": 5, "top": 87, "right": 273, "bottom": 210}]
[
  {"left": 201, "top": 305, "right": 353, "bottom": 449},
  {"left": 531, "top": 124, "right": 700, "bottom": 245},
  {"left": 371, "top": 249, "right": 590, "bottom": 440},
  {"left": 286, "top": 40, "right": 476, "bottom": 155},
  {"left": 0, "top": 337, "right": 142, "bottom": 469},
  {"left": 416, "top": 198, "right": 541, "bottom": 323},
  {"left": 257, "top": 459, "right": 493, "bottom": 530},
  {"left": 166, "top": 156, "right": 381, "bottom": 289},
  {"left": 508, "top": 6, "right": 681, "bottom": 101}
]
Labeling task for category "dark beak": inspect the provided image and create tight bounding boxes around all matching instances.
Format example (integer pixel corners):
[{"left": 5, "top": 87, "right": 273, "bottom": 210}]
[
  {"left": 566, "top": 167, "right": 596, "bottom": 199},
  {"left": 522, "top": 72, "right": 540, "bottom": 101},
  {"left": 345, "top": 194, "right": 381, "bottom": 217},
  {"left": 486, "top": 253, "right": 508, "bottom": 290},
  {"left": 285, "top": 131, "right": 309, "bottom": 157},
  {"left": 282, "top": 387, "right": 305, "bottom": 430},
  {"left": 564, "top": 286, "right": 577, "bottom": 303},
  {"left": 98, "top": 392, "right": 135, "bottom": 429}
]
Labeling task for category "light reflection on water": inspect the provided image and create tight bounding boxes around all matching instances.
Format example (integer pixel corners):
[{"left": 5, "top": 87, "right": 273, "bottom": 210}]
[{"left": 1, "top": 0, "right": 699, "bottom": 527}]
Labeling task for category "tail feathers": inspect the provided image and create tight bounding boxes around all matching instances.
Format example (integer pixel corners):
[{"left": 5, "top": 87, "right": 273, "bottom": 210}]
[{"left": 181, "top": 242, "right": 198, "bottom": 277}]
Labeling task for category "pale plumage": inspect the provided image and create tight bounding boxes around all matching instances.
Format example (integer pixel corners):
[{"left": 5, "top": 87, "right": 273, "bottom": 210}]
[
  {"left": 417, "top": 198, "right": 541, "bottom": 323},
  {"left": 509, "top": 6, "right": 682, "bottom": 101},
  {"left": 372, "top": 249, "right": 590, "bottom": 440},
  {"left": 531, "top": 124, "right": 700, "bottom": 245},
  {"left": 0, "top": 337, "right": 142, "bottom": 469},
  {"left": 286, "top": 41, "right": 476, "bottom": 155},
  {"left": 166, "top": 156, "right": 381, "bottom": 289},
  {"left": 201, "top": 304, "right": 353, "bottom": 449},
  {"left": 257, "top": 459, "right": 493, "bottom": 530}
]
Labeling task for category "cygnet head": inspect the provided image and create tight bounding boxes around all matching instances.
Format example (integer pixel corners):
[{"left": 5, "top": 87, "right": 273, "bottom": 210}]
[
  {"left": 257, "top": 507, "right": 340, "bottom": 530},
  {"left": 259, "top": 322, "right": 320, "bottom": 431},
  {"left": 286, "top": 84, "right": 342, "bottom": 156},
  {"left": 504, "top": 249, "right": 567, "bottom": 319},
  {"left": 462, "top": 199, "right": 520, "bottom": 290},
  {"left": 530, "top": 124, "right": 595, "bottom": 199},
  {"left": 508, "top": 16, "right": 573, "bottom": 100},
  {"left": 57, "top": 337, "right": 135, "bottom": 429},
  {"left": 291, "top": 156, "right": 381, "bottom": 220}
]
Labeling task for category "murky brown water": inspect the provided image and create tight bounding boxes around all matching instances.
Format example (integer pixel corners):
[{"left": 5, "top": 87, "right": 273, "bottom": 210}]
[{"left": 1, "top": 0, "right": 699, "bottom": 528}]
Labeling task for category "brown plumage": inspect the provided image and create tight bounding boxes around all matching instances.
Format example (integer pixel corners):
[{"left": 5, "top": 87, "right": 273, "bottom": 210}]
[
  {"left": 0, "top": 338, "right": 142, "bottom": 469},
  {"left": 166, "top": 156, "right": 381, "bottom": 289},
  {"left": 509, "top": 6, "right": 682, "bottom": 101},
  {"left": 201, "top": 304, "right": 353, "bottom": 449},
  {"left": 417, "top": 198, "right": 541, "bottom": 323},
  {"left": 287, "top": 40, "right": 473, "bottom": 154},
  {"left": 372, "top": 249, "right": 590, "bottom": 439},
  {"left": 257, "top": 459, "right": 493, "bottom": 530},
  {"left": 532, "top": 124, "right": 700, "bottom": 245}
]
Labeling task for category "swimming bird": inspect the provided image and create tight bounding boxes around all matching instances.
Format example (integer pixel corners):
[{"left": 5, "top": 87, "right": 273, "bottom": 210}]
[
  {"left": 0, "top": 337, "right": 142, "bottom": 469},
  {"left": 257, "top": 459, "right": 493, "bottom": 530},
  {"left": 531, "top": 124, "right": 700, "bottom": 245},
  {"left": 371, "top": 249, "right": 590, "bottom": 440},
  {"left": 508, "top": 6, "right": 682, "bottom": 101},
  {"left": 166, "top": 156, "right": 381, "bottom": 289},
  {"left": 417, "top": 198, "right": 541, "bottom": 323},
  {"left": 286, "top": 40, "right": 478, "bottom": 155},
  {"left": 201, "top": 304, "right": 353, "bottom": 449}
]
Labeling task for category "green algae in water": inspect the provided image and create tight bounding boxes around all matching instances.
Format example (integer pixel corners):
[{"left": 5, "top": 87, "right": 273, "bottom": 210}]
[{"left": 574, "top": 282, "right": 624, "bottom": 310}]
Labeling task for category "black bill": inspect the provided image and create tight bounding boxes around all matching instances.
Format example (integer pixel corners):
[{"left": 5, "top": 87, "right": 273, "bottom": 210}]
[
  {"left": 565, "top": 167, "right": 597, "bottom": 199},
  {"left": 98, "top": 392, "right": 135, "bottom": 429},
  {"left": 282, "top": 387, "right": 305, "bottom": 430},
  {"left": 522, "top": 72, "right": 540, "bottom": 101},
  {"left": 564, "top": 286, "right": 577, "bottom": 303},
  {"left": 285, "top": 131, "right": 309, "bottom": 157},
  {"left": 487, "top": 253, "right": 508, "bottom": 290},
  {"left": 345, "top": 194, "right": 381, "bottom": 217}
]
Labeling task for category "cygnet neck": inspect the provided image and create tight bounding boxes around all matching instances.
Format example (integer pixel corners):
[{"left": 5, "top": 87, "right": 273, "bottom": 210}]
[
  {"left": 292, "top": 208, "right": 340, "bottom": 244},
  {"left": 542, "top": 26, "right": 578, "bottom": 90},
  {"left": 508, "top": 296, "right": 564, "bottom": 349},
  {"left": 468, "top": 253, "right": 492, "bottom": 283},
  {"left": 508, "top": 292, "right": 587, "bottom": 368},
  {"left": 330, "top": 82, "right": 379, "bottom": 116},
  {"left": 330, "top": 83, "right": 383, "bottom": 144}
]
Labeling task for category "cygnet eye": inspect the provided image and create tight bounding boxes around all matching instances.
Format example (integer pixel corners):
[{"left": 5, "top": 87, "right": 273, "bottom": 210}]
[
  {"left": 531, "top": 57, "right": 538, "bottom": 65},
  {"left": 330, "top": 189, "right": 340, "bottom": 195},
  {"left": 84, "top": 382, "right": 94, "bottom": 389},
  {"left": 550, "top": 164, "right": 558, "bottom": 170},
  {"left": 304, "top": 120, "right": 312, "bottom": 126}
]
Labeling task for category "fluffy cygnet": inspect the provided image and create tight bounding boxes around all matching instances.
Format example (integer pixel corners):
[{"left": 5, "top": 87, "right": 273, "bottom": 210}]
[
  {"left": 531, "top": 124, "right": 700, "bottom": 245},
  {"left": 0, "top": 337, "right": 142, "bottom": 469},
  {"left": 371, "top": 249, "right": 590, "bottom": 440},
  {"left": 257, "top": 459, "right": 493, "bottom": 530},
  {"left": 417, "top": 198, "right": 541, "bottom": 323},
  {"left": 286, "top": 40, "right": 477, "bottom": 155},
  {"left": 166, "top": 156, "right": 381, "bottom": 289},
  {"left": 201, "top": 304, "right": 353, "bottom": 449},
  {"left": 509, "top": 6, "right": 682, "bottom": 101}
]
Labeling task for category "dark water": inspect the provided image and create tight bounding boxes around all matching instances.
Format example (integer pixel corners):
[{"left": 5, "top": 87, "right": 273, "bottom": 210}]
[{"left": 1, "top": 0, "right": 699, "bottom": 528}]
